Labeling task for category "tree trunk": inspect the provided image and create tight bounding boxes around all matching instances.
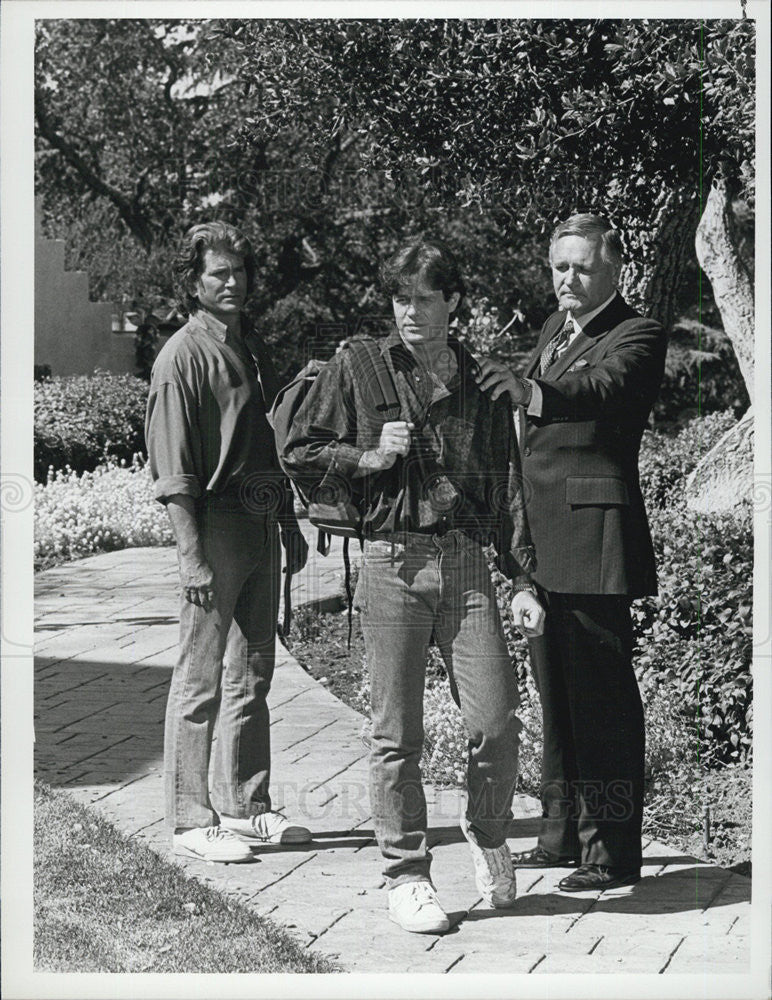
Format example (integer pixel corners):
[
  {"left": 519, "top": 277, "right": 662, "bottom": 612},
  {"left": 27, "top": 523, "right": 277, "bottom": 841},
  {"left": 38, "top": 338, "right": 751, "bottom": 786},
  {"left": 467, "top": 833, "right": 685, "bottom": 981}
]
[
  {"left": 683, "top": 176, "right": 756, "bottom": 511},
  {"left": 619, "top": 185, "right": 700, "bottom": 331},
  {"left": 695, "top": 175, "right": 755, "bottom": 405},
  {"left": 685, "top": 406, "right": 754, "bottom": 514}
]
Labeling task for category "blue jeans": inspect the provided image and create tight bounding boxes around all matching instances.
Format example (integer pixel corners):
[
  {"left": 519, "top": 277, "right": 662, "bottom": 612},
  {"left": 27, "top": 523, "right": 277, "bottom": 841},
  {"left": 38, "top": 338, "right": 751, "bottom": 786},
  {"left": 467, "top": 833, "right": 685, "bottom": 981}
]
[
  {"left": 164, "top": 505, "right": 280, "bottom": 831},
  {"left": 355, "top": 531, "right": 521, "bottom": 885}
]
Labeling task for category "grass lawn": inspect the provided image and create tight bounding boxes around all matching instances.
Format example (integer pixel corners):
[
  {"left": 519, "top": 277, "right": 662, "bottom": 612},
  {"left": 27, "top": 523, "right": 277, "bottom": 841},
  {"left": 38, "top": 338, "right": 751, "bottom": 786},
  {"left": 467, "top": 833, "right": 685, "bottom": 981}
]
[
  {"left": 287, "top": 607, "right": 752, "bottom": 878},
  {"left": 34, "top": 781, "right": 340, "bottom": 973}
]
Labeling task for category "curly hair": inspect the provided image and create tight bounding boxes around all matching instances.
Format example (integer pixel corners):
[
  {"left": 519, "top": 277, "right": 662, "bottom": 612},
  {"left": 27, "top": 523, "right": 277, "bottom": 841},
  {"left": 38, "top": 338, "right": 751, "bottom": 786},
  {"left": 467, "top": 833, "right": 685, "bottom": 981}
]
[
  {"left": 380, "top": 237, "right": 467, "bottom": 308},
  {"left": 173, "top": 221, "right": 257, "bottom": 315}
]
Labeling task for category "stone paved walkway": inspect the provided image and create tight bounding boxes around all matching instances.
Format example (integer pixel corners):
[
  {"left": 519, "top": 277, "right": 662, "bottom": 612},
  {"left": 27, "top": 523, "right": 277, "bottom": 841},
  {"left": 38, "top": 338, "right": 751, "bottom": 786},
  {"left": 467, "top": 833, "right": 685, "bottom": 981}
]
[{"left": 34, "top": 527, "right": 752, "bottom": 975}]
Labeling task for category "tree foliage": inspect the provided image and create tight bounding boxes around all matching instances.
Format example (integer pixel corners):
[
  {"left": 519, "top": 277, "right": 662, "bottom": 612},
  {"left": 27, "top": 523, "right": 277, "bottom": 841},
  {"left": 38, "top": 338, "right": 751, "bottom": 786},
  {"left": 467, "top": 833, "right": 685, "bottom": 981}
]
[
  {"left": 220, "top": 17, "right": 754, "bottom": 329},
  {"left": 36, "top": 17, "right": 755, "bottom": 375}
]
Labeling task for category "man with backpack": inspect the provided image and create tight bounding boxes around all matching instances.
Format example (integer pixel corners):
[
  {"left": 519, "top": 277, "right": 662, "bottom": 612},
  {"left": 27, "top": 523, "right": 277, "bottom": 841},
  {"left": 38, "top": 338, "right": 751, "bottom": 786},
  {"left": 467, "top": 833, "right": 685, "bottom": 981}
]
[{"left": 278, "top": 238, "right": 543, "bottom": 933}]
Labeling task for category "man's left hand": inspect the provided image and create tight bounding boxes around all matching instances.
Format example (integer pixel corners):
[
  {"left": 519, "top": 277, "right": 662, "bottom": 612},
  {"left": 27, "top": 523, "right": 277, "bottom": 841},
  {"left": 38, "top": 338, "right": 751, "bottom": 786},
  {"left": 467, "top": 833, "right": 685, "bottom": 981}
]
[
  {"left": 281, "top": 525, "right": 309, "bottom": 576},
  {"left": 475, "top": 358, "right": 531, "bottom": 405}
]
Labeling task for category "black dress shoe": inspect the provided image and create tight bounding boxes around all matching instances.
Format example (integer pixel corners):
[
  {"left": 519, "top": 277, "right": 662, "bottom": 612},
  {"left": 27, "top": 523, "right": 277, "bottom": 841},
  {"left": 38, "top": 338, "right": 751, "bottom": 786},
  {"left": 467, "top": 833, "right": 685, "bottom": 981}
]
[
  {"left": 511, "top": 845, "right": 579, "bottom": 868},
  {"left": 558, "top": 864, "right": 641, "bottom": 892}
]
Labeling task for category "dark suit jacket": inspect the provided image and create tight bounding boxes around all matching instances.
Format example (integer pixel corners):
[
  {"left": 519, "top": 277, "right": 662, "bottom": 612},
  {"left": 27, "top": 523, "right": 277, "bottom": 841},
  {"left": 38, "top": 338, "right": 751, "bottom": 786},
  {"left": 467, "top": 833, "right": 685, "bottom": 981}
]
[{"left": 521, "top": 293, "right": 667, "bottom": 596}]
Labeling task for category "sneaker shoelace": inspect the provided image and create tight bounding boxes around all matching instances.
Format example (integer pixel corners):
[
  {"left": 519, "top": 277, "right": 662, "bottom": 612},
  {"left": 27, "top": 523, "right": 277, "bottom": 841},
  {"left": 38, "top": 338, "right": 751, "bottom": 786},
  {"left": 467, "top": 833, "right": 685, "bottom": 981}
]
[
  {"left": 475, "top": 844, "right": 510, "bottom": 881},
  {"left": 206, "top": 826, "right": 235, "bottom": 842},
  {"left": 251, "top": 811, "right": 284, "bottom": 836},
  {"left": 408, "top": 883, "right": 439, "bottom": 911}
]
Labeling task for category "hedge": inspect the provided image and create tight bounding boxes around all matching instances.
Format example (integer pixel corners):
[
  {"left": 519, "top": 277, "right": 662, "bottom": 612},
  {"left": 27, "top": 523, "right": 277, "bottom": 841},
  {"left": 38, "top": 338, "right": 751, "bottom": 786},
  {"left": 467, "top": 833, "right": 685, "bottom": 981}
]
[{"left": 34, "top": 371, "right": 148, "bottom": 482}]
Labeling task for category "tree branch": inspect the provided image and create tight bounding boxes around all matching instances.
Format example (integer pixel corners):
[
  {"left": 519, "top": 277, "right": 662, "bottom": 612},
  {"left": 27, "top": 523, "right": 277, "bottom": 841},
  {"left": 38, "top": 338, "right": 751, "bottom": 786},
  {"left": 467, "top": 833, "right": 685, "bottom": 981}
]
[{"left": 35, "top": 91, "right": 153, "bottom": 249}]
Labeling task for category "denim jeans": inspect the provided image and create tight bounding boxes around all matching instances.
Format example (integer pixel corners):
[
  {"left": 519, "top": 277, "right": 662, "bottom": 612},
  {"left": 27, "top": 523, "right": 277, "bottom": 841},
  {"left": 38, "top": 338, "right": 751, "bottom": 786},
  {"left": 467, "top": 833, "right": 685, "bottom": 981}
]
[
  {"left": 164, "top": 504, "right": 280, "bottom": 831},
  {"left": 355, "top": 530, "right": 521, "bottom": 885}
]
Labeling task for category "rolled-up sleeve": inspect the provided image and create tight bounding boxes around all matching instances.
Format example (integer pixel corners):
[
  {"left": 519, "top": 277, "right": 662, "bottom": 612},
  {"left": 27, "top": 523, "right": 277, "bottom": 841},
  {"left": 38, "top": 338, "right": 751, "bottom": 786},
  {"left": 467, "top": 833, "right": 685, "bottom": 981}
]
[{"left": 145, "top": 379, "right": 202, "bottom": 504}]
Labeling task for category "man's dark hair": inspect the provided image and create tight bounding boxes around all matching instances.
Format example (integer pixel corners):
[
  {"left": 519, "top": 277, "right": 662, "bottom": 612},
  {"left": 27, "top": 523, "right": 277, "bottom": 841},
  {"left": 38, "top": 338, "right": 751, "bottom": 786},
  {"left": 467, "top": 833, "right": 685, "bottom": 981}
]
[
  {"left": 380, "top": 237, "right": 467, "bottom": 307},
  {"left": 173, "top": 221, "right": 257, "bottom": 315},
  {"left": 549, "top": 213, "right": 623, "bottom": 273}
]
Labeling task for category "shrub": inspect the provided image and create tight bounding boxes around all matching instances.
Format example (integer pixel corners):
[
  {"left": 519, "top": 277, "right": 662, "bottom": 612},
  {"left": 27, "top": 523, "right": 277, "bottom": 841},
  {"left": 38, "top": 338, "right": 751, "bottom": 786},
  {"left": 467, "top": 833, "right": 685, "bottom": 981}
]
[
  {"left": 634, "top": 504, "right": 753, "bottom": 764},
  {"left": 635, "top": 411, "right": 754, "bottom": 763},
  {"left": 35, "top": 456, "right": 173, "bottom": 567},
  {"left": 34, "top": 371, "right": 148, "bottom": 482},
  {"left": 642, "top": 684, "right": 752, "bottom": 868},
  {"left": 638, "top": 410, "right": 737, "bottom": 510}
]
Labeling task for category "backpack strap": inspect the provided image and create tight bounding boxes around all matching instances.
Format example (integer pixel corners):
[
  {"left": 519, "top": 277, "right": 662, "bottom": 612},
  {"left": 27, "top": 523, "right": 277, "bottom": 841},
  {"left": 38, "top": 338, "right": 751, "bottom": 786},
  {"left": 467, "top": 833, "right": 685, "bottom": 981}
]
[
  {"left": 344, "top": 338, "right": 401, "bottom": 419},
  {"left": 342, "top": 537, "right": 354, "bottom": 648},
  {"left": 281, "top": 563, "right": 293, "bottom": 639}
]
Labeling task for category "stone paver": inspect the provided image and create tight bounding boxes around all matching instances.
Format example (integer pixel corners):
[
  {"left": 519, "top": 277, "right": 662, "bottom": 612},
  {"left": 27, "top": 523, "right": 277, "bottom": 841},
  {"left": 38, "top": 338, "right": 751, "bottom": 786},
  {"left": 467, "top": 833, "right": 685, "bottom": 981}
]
[{"left": 34, "top": 528, "right": 751, "bottom": 974}]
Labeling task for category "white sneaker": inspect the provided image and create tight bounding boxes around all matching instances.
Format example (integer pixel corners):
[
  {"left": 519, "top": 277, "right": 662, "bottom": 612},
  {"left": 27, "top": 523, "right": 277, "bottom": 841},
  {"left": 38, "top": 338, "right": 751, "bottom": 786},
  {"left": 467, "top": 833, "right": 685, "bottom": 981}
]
[
  {"left": 388, "top": 880, "right": 450, "bottom": 934},
  {"left": 220, "top": 811, "right": 312, "bottom": 845},
  {"left": 460, "top": 813, "right": 517, "bottom": 907},
  {"left": 173, "top": 825, "right": 253, "bottom": 863}
]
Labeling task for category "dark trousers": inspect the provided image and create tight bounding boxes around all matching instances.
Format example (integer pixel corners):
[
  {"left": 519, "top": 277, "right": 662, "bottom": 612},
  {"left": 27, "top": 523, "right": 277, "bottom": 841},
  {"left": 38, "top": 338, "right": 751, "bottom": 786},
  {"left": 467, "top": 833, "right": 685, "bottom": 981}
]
[{"left": 528, "top": 590, "right": 644, "bottom": 871}]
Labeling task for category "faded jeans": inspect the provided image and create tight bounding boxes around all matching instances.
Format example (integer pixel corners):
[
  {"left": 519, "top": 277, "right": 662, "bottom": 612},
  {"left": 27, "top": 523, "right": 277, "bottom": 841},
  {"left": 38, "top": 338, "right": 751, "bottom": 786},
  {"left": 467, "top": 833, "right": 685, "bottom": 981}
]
[
  {"left": 165, "top": 504, "right": 280, "bottom": 831},
  {"left": 355, "top": 531, "right": 521, "bottom": 885}
]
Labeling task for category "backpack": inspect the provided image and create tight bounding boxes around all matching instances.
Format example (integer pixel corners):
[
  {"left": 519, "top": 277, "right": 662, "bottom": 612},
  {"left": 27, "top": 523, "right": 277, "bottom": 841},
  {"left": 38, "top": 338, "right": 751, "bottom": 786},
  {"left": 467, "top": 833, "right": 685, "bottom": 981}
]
[{"left": 270, "top": 337, "right": 401, "bottom": 641}]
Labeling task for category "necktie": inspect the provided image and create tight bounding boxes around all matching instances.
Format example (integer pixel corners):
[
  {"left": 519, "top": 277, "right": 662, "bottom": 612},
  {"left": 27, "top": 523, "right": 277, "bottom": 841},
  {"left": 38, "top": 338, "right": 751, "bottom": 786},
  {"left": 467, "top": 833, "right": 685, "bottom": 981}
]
[{"left": 539, "top": 316, "right": 574, "bottom": 376}]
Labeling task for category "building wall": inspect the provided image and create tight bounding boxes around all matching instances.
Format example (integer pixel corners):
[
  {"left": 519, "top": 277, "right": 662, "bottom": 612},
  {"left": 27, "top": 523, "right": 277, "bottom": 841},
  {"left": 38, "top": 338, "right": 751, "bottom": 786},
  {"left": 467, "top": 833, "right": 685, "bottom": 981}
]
[{"left": 35, "top": 206, "right": 136, "bottom": 375}]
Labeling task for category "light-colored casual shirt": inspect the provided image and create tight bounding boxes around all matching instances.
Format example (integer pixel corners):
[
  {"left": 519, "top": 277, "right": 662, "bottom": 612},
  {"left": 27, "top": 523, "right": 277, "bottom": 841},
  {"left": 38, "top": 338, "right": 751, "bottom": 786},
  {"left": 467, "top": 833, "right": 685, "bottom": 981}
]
[
  {"left": 145, "top": 309, "right": 291, "bottom": 517},
  {"left": 526, "top": 291, "right": 618, "bottom": 418}
]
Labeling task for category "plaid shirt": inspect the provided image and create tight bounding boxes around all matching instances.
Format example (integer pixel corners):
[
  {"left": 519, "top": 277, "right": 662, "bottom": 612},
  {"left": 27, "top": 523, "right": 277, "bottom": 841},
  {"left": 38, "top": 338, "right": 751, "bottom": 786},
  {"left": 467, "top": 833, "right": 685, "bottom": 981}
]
[{"left": 280, "top": 331, "right": 535, "bottom": 581}]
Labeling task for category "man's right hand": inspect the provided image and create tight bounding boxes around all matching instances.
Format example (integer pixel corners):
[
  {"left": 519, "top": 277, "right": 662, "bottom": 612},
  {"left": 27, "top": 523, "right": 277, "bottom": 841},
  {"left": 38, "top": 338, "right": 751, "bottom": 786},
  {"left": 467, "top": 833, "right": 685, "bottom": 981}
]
[
  {"left": 511, "top": 590, "right": 546, "bottom": 638},
  {"left": 179, "top": 557, "right": 216, "bottom": 612},
  {"left": 165, "top": 495, "right": 216, "bottom": 612},
  {"left": 358, "top": 421, "right": 415, "bottom": 473}
]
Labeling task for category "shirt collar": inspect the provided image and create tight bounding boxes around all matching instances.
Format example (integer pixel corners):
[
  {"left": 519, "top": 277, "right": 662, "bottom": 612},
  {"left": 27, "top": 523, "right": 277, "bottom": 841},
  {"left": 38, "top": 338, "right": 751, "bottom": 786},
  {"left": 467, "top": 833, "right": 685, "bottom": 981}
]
[
  {"left": 187, "top": 308, "right": 232, "bottom": 343},
  {"left": 187, "top": 308, "right": 263, "bottom": 354},
  {"left": 568, "top": 290, "right": 618, "bottom": 331},
  {"left": 381, "top": 328, "right": 472, "bottom": 366}
]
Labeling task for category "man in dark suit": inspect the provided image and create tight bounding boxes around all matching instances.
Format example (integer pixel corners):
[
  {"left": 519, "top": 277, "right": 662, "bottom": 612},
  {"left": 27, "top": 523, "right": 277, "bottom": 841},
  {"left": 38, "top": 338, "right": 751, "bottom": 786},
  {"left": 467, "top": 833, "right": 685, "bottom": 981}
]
[{"left": 476, "top": 213, "right": 667, "bottom": 891}]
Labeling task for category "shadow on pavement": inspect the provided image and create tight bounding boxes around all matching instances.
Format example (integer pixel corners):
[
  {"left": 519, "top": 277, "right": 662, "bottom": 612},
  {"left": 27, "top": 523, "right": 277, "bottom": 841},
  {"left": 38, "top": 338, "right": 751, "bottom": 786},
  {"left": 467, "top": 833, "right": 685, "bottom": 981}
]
[{"left": 458, "top": 866, "right": 749, "bottom": 918}]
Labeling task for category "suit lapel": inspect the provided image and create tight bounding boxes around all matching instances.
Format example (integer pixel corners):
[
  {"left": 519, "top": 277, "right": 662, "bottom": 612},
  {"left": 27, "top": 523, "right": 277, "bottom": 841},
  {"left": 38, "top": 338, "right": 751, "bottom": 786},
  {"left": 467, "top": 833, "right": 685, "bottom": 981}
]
[
  {"left": 539, "top": 293, "right": 632, "bottom": 382},
  {"left": 543, "top": 330, "right": 595, "bottom": 380}
]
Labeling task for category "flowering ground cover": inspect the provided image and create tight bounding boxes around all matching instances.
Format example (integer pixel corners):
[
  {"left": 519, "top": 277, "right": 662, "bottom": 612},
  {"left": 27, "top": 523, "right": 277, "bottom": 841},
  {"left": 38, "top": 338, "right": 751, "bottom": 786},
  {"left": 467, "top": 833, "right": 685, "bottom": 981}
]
[{"left": 34, "top": 456, "right": 173, "bottom": 569}]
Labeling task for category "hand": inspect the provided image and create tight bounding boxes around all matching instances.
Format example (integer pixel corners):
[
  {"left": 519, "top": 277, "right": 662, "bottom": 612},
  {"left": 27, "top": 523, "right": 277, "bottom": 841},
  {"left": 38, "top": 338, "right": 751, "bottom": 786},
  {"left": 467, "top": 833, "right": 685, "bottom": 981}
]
[
  {"left": 475, "top": 357, "right": 531, "bottom": 405},
  {"left": 179, "top": 557, "right": 216, "bottom": 612},
  {"left": 282, "top": 525, "right": 309, "bottom": 576},
  {"left": 359, "top": 420, "right": 415, "bottom": 472},
  {"left": 511, "top": 590, "right": 546, "bottom": 638}
]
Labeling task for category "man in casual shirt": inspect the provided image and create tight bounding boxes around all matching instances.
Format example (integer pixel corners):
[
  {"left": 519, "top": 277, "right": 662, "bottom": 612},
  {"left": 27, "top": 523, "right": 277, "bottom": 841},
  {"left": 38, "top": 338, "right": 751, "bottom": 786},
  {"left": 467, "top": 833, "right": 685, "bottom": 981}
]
[
  {"left": 476, "top": 214, "right": 668, "bottom": 892},
  {"left": 280, "top": 239, "right": 542, "bottom": 933},
  {"left": 146, "top": 221, "right": 310, "bottom": 863}
]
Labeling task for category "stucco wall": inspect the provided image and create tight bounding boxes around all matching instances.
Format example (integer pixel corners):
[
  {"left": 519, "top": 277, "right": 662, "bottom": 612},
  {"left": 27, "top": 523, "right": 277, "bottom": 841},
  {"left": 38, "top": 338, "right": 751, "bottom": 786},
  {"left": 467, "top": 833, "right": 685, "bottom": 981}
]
[{"left": 35, "top": 208, "right": 136, "bottom": 375}]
